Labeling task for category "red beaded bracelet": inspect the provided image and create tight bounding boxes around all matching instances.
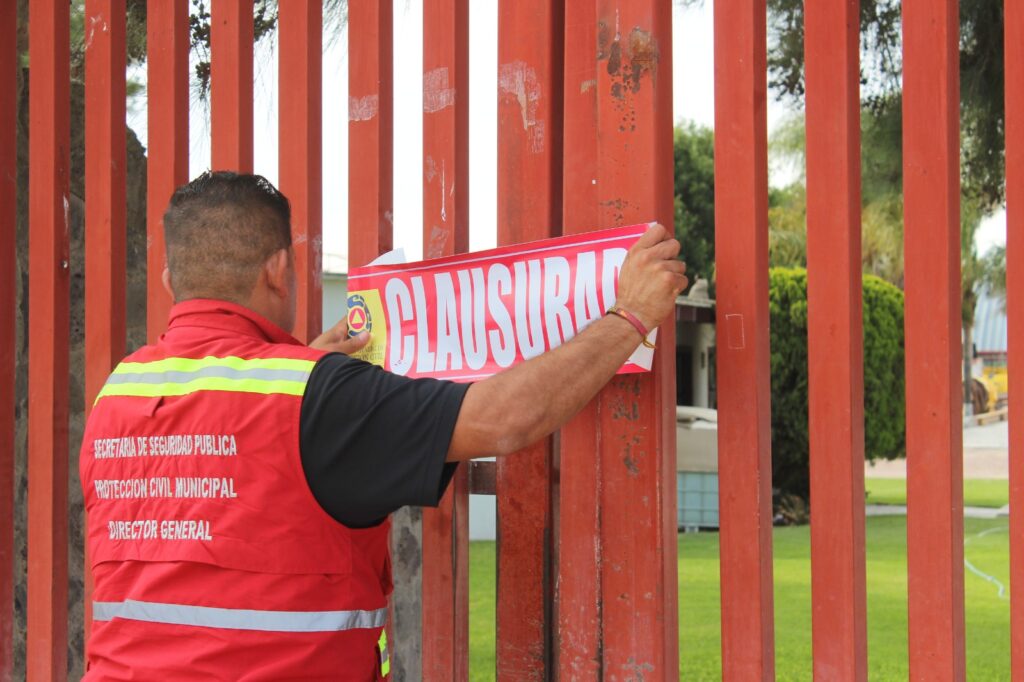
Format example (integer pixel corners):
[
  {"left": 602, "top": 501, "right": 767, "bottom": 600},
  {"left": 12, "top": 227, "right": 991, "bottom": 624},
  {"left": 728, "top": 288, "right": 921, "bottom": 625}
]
[{"left": 606, "top": 306, "right": 657, "bottom": 349}]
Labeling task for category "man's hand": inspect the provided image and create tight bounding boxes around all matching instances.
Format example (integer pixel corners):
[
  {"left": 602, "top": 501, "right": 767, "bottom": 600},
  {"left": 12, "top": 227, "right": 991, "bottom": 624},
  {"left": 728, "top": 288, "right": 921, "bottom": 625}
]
[
  {"left": 447, "top": 221, "right": 688, "bottom": 461},
  {"left": 614, "top": 223, "right": 688, "bottom": 331},
  {"left": 309, "top": 318, "right": 372, "bottom": 355}
]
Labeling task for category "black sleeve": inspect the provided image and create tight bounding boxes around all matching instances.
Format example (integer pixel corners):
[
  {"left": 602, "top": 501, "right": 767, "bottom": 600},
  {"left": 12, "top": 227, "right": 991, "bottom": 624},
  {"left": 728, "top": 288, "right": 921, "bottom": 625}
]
[{"left": 299, "top": 353, "right": 470, "bottom": 528}]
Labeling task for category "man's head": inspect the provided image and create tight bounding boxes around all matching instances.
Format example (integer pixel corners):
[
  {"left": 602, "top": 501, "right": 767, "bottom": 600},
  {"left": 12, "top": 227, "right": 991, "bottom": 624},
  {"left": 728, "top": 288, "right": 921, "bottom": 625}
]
[{"left": 163, "top": 171, "right": 297, "bottom": 331}]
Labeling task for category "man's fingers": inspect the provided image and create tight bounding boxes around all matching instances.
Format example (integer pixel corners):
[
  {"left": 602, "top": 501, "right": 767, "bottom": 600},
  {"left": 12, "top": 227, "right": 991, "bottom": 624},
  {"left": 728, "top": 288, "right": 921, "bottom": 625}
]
[
  {"left": 635, "top": 222, "right": 669, "bottom": 249},
  {"left": 664, "top": 259, "right": 687, "bottom": 275},
  {"left": 649, "top": 238, "right": 681, "bottom": 260},
  {"left": 333, "top": 331, "right": 372, "bottom": 355}
]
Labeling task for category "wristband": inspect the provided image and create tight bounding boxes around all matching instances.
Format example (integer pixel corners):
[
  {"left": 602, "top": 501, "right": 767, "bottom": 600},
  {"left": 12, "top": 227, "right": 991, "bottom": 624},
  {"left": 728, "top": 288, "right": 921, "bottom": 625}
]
[{"left": 606, "top": 306, "right": 657, "bottom": 349}]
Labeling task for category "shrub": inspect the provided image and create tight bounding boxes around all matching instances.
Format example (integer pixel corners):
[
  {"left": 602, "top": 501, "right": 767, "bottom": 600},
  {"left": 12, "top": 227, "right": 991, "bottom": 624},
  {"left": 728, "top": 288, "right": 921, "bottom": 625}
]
[{"left": 768, "top": 268, "right": 905, "bottom": 502}]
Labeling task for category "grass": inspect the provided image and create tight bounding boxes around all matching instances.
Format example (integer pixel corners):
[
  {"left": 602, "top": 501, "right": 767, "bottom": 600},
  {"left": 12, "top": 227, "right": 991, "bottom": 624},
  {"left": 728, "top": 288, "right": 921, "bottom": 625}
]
[
  {"left": 865, "top": 478, "right": 1009, "bottom": 508},
  {"left": 468, "top": 516, "right": 1011, "bottom": 680}
]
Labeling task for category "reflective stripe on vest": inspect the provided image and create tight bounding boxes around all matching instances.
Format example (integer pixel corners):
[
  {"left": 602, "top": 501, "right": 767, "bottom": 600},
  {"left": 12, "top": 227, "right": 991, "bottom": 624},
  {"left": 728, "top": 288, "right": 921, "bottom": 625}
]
[
  {"left": 93, "top": 599, "right": 388, "bottom": 633},
  {"left": 95, "top": 356, "right": 316, "bottom": 402},
  {"left": 378, "top": 629, "right": 390, "bottom": 677}
]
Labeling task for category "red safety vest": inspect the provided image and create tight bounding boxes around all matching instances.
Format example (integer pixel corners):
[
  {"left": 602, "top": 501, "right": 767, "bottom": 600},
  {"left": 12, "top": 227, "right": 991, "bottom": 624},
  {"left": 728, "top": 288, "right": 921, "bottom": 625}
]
[{"left": 80, "top": 300, "right": 392, "bottom": 681}]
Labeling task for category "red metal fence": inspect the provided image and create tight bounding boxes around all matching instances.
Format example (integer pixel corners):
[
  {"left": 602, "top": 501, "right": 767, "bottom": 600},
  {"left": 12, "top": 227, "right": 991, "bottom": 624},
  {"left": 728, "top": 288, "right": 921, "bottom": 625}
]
[{"left": 1, "top": 0, "right": 1022, "bottom": 680}]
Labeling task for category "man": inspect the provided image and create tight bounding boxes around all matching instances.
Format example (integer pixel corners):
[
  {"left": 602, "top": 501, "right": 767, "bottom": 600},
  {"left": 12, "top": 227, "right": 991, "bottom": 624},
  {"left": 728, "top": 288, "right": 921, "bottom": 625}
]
[{"left": 80, "top": 171, "right": 686, "bottom": 680}]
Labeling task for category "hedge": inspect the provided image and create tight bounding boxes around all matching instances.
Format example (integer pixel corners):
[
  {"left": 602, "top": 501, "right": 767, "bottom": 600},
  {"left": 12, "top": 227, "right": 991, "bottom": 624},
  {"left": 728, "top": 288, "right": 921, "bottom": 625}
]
[{"left": 768, "top": 268, "right": 905, "bottom": 501}]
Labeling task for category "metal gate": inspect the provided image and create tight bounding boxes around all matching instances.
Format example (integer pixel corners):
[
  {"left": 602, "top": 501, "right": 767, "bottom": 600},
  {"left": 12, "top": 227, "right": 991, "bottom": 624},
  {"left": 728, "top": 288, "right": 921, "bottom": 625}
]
[{"left": 1, "top": 0, "right": 1022, "bottom": 680}]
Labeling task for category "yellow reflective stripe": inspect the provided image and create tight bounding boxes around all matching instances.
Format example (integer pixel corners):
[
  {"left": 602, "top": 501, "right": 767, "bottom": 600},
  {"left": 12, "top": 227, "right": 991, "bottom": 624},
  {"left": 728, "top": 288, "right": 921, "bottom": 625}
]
[
  {"left": 111, "top": 356, "right": 316, "bottom": 375},
  {"left": 379, "top": 629, "right": 390, "bottom": 677},
  {"left": 96, "top": 377, "right": 309, "bottom": 401}
]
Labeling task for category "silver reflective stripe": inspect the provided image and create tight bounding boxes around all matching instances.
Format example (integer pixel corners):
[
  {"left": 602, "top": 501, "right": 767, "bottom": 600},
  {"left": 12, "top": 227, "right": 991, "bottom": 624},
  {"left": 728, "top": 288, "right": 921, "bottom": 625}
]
[
  {"left": 104, "top": 366, "right": 312, "bottom": 385},
  {"left": 93, "top": 599, "right": 388, "bottom": 633}
]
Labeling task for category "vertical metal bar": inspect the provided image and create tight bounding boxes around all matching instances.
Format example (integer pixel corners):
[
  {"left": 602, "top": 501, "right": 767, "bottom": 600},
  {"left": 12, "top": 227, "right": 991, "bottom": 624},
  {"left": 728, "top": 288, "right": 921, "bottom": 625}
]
[
  {"left": 713, "top": 0, "right": 776, "bottom": 679},
  {"left": 804, "top": 0, "right": 867, "bottom": 679},
  {"left": 421, "top": 0, "right": 470, "bottom": 678},
  {"left": 348, "top": 0, "right": 394, "bottom": 267},
  {"left": 590, "top": 2, "right": 677, "bottom": 677},
  {"left": 211, "top": 0, "right": 254, "bottom": 173},
  {"left": 278, "top": 1, "right": 322, "bottom": 344},
  {"left": 902, "top": 0, "right": 965, "bottom": 679},
  {"left": 27, "top": 0, "right": 70, "bottom": 678},
  {"left": 0, "top": 0, "right": 15, "bottom": 677},
  {"left": 557, "top": 2, "right": 602, "bottom": 677},
  {"left": 146, "top": 0, "right": 189, "bottom": 342},
  {"left": 348, "top": 0, "right": 401, "bottom": 674},
  {"left": 495, "top": 0, "right": 562, "bottom": 678},
  {"left": 1008, "top": 3, "right": 1024, "bottom": 678},
  {"left": 84, "top": 0, "right": 127, "bottom": 644}
]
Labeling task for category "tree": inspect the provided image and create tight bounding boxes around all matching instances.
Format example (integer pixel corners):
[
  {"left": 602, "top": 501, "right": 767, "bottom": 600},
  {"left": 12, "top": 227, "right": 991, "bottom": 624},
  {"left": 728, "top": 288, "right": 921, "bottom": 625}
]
[
  {"left": 769, "top": 268, "right": 905, "bottom": 501},
  {"left": 673, "top": 122, "right": 716, "bottom": 291},
  {"left": 765, "top": 0, "right": 1006, "bottom": 213}
]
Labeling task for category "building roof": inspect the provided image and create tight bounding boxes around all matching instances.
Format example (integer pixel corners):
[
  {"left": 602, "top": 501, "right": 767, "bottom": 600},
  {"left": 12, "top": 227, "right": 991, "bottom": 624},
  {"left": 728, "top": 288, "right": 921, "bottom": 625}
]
[{"left": 974, "top": 288, "right": 1007, "bottom": 354}]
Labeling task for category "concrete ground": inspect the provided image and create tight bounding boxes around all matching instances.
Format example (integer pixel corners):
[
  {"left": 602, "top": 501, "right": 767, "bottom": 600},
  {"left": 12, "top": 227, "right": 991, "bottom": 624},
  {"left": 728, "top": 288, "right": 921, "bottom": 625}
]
[{"left": 865, "top": 419, "right": 1010, "bottom": 480}]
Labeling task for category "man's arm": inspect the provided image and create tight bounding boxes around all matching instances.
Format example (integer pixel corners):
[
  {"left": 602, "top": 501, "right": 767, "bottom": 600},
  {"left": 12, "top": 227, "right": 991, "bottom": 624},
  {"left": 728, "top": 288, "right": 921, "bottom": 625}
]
[{"left": 447, "top": 223, "right": 686, "bottom": 461}]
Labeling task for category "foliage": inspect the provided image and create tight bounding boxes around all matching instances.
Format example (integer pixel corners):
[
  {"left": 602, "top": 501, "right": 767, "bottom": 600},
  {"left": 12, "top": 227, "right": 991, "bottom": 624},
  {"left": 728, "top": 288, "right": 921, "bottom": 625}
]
[
  {"left": 768, "top": 268, "right": 905, "bottom": 501},
  {"left": 765, "top": 0, "right": 1007, "bottom": 212},
  {"left": 673, "top": 122, "right": 716, "bottom": 290},
  {"left": 767, "top": 182, "right": 806, "bottom": 268}
]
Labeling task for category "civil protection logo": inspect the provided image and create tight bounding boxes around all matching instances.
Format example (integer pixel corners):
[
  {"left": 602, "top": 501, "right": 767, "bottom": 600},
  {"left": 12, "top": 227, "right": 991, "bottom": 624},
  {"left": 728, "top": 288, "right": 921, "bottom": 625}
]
[{"left": 347, "top": 294, "right": 373, "bottom": 337}]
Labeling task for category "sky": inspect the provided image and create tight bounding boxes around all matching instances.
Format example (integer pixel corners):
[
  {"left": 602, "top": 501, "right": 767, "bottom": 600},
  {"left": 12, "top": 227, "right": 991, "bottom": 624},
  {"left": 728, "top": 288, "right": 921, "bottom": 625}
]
[{"left": 126, "top": 0, "right": 1006, "bottom": 270}]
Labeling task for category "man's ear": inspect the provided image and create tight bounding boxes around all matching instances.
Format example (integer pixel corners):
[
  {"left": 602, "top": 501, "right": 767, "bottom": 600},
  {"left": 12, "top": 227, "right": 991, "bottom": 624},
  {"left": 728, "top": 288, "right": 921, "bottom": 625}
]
[
  {"left": 161, "top": 267, "right": 174, "bottom": 299},
  {"left": 264, "top": 249, "right": 292, "bottom": 300}
]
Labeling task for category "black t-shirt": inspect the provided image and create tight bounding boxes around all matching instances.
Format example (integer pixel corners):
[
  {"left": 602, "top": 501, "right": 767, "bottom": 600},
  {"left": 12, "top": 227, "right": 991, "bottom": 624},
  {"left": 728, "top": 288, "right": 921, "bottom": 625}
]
[{"left": 299, "top": 353, "right": 469, "bottom": 528}]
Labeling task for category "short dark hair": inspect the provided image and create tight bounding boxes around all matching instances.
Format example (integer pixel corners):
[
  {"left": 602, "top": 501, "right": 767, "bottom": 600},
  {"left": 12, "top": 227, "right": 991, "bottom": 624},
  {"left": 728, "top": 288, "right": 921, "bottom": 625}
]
[{"left": 163, "top": 171, "right": 292, "bottom": 302}]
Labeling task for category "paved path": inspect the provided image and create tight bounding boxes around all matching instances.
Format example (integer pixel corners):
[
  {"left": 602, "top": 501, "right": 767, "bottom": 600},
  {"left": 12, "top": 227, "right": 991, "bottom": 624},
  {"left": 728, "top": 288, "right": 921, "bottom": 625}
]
[
  {"left": 864, "top": 420, "right": 1009, "bottom": 480},
  {"left": 866, "top": 504, "right": 1008, "bottom": 519}
]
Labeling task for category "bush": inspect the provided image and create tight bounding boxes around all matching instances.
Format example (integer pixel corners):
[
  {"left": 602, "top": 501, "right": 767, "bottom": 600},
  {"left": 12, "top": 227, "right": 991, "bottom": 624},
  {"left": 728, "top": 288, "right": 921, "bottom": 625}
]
[{"left": 768, "top": 268, "right": 905, "bottom": 502}]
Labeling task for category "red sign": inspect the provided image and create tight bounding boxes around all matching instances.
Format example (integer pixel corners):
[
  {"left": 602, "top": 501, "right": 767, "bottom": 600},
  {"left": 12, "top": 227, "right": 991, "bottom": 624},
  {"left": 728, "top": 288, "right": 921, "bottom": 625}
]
[{"left": 346, "top": 224, "right": 656, "bottom": 381}]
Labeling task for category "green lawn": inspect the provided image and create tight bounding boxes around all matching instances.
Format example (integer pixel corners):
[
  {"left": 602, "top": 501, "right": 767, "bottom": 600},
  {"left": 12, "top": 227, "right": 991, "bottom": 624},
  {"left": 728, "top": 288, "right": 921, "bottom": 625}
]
[
  {"left": 865, "top": 478, "right": 1009, "bottom": 508},
  {"left": 468, "top": 516, "right": 1011, "bottom": 680}
]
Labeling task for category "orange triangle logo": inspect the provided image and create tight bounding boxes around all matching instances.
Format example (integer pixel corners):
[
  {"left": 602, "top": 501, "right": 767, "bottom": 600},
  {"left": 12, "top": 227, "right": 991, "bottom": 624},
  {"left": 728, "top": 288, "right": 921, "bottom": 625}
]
[{"left": 351, "top": 309, "right": 366, "bottom": 327}]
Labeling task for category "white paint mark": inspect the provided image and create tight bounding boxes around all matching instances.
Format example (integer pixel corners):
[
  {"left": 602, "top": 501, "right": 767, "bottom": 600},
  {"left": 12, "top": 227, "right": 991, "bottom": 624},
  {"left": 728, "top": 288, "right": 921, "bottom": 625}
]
[
  {"left": 725, "top": 313, "right": 746, "bottom": 350},
  {"left": 498, "top": 61, "right": 545, "bottom": 153},
  {"left": 384, "top": 210, "right": 394, "bottom": 226},
  {"left": 425, "top": 155, "right": 437, "bottom": 183},
  {"left": 440, "top": 160, "right": 447, "bottom": 222},
  {"left": 348, "top": 94, "right": 379, "bottom": 122},
  {"left": 294, "top": 233, "right": 308, "bottom": 245},
  {"left": 423, "top": 67, "right": 456, "bottom": 113},
  {"left": 62, "top": 194, "right": 70, "bottom": 235},
  {"left": 964, "top": 525, "right": 1008, "bottom": 599},
  {"left": 427, "top": 225, "right": 448, "bottom": 259},
  {"left": 84, "top": 15, "right": 108, "bottom": 51},
  {"left": 312, "top": 235, "right": 324, "bottom": 286},
  {"left": 580, "top": 79, "right": 597, "bottom": 94}
]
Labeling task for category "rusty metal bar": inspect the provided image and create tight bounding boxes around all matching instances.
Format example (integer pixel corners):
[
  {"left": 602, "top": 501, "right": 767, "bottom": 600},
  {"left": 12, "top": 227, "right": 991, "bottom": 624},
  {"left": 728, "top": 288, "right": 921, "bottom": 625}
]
[
  {"left": 557, "top": 2, "right": 603, "bottom": 677},
  {"left": 421, "top": 1, "right": 470, "bottom": 678},
  {"left": 146, "top": 0, "right": 189, "bottom": 341},
  {"left": 713, "top": 0, "right": 776, "bottom": 678},
  {"left": 27, "top": 0, "right": 70, "bottom": 678},
  {"left": 902, "top": 1, "right": 966, "bottom": 679},
  {"left": 0, "top": 0, "right": 15, "bottom": 677},
  {"left": 278, "top": 0, "right": 322, "bottom": 343},
  {"left": 211, "top": 0, "right": 254, "bottom": 173},
  {"left": 558, "top": 1, "right": 677, "bottom": 678},
  {"left": 468, "top": 461, "right": 497, "bottom": 496},
  {"left": 495, "top": 0, "right": 562, "bottom": 677},
  {"left": 348, "top": 0, "right": 394, "bottom": 267},
  {"left": 84, "top": 0, "right": 127, "bottom": 642},
  {"left": 1009, "top": 2, "right": 1024, "bottom": 677},
  {"left": 805, "top": 0, "right": 867, "bottom": 679},
  {"left": 591, "top": 3, "right": 677, "bottom": 677}
]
